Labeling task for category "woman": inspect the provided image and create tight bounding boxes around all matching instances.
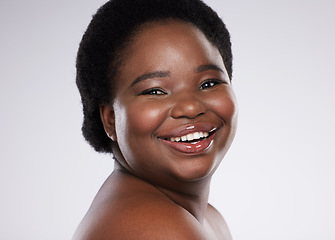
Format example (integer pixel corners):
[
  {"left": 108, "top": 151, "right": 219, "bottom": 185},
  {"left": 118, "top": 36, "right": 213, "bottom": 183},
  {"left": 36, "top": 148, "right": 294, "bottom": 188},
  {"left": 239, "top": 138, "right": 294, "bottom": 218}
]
[{"left": 73, "top": 0, "right": 237, "bottom": 239}]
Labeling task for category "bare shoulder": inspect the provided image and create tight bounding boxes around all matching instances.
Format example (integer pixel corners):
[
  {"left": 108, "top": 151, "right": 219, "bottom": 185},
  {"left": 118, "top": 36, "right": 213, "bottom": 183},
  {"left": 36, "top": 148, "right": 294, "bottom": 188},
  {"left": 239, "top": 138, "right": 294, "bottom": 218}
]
[
  {"left": 73, "top": 174, "right": 208, "bottom": 240},
  {"left": 205, "top": 204, "right": 232, "bottom": 240},
  {"left": 74, "top": 195, "right": 207, "bottom": 240}
]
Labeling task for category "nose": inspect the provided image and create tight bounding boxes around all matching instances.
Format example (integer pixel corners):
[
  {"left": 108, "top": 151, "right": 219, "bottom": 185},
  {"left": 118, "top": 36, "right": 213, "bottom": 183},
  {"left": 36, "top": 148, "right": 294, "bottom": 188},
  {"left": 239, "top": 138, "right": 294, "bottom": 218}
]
[{"left": 170, "top": 92, "right": 206, "bottom": 119}]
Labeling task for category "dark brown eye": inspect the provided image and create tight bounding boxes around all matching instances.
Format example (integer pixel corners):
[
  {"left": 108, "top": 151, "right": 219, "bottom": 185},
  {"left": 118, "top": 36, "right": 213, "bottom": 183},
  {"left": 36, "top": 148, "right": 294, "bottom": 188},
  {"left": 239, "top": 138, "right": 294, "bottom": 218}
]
[
  {"left": 200, "top": 79, "right": 222, "bottom": 90},
  {"left": 140, "top": 88, "right": 166, "bottom": 95}
]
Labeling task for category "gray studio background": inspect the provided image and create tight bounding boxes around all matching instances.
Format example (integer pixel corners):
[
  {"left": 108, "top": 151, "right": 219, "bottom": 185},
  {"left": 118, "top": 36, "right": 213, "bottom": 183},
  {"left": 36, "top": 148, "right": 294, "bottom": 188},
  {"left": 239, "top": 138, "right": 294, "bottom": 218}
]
[{"left": 1, "top": 0, "right": 334, "bottom": 239}]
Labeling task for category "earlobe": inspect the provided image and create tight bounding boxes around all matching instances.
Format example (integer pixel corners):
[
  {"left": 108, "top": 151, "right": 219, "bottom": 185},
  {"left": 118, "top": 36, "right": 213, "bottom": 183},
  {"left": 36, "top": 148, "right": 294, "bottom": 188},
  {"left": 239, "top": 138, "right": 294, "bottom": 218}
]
[{"left": 99, "top": 104, "right": 117, "bottom": 142}]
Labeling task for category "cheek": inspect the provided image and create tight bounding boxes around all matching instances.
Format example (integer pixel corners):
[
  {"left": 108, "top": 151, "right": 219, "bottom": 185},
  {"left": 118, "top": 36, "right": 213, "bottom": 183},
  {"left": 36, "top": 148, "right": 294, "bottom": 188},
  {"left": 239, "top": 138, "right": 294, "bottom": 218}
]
[
  {"left": 210, "top": 88, "right": 238, "bottom": 124},
  {"left": 114, "top": 99, "right": 169, "bottom": 171},
  {"left": 116, "top": 99, "right": 168, "bottom": 138}
]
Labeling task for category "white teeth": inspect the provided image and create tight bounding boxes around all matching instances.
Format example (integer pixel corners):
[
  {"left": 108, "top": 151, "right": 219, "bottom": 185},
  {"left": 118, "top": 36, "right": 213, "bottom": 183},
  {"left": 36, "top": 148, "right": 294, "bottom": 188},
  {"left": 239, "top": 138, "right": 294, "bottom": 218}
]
[
  {"left": 193, "top": 132, "right": 200, "bottom": 139},
  {"left": 169, "top": 131, "right": 210, "bottom": 142},
  {"left": 186, "top": 134, "right": 193, "bottom": 141}
]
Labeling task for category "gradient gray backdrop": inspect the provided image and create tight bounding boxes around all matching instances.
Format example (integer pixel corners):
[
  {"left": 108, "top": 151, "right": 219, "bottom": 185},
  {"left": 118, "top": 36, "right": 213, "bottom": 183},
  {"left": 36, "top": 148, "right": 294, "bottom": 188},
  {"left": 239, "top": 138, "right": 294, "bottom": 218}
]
[{"left": 1, "top": 0, "right": 334, "bottom": 239}]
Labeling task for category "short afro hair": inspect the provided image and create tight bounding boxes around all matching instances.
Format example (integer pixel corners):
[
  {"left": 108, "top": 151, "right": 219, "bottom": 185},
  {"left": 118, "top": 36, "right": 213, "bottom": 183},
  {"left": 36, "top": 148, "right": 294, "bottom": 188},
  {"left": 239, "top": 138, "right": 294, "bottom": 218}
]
[{"left": 76, "top": 0, "right": 233, "bottom": 153}]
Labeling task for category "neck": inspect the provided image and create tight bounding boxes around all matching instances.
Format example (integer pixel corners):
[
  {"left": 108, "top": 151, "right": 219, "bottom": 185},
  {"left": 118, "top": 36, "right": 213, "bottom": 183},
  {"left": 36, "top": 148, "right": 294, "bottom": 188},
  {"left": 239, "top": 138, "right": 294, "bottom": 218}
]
[
  {"left": 155, "top": 179, "right": 211, "bottom": 223},
  {"left": 114, "top": 160, "right": 212, "bottom": 223}
]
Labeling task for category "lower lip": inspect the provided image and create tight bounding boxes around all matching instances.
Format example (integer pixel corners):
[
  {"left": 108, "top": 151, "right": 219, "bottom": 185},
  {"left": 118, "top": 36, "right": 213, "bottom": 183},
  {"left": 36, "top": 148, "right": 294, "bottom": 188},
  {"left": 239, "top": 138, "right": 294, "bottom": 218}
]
[{"left": 160, "top": 132, "right": 216, "bottom": 154}]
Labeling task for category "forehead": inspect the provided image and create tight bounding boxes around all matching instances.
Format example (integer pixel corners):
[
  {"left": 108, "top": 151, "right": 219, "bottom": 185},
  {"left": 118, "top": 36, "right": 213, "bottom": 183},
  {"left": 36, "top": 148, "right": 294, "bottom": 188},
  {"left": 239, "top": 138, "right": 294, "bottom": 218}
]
[
  {"left": 131, "top": 20, "right": 217, "bottom": 54},
  {"left": 118, "top": 20, "right": 223, "bottom": 74}
]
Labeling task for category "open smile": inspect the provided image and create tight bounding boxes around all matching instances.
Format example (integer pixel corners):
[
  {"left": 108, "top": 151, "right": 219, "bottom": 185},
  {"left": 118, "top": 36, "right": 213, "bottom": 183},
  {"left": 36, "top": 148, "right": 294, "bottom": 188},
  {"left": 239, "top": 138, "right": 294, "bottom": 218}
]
[
  {"left": 159, "top": 128, "right": 218, "bottom": 154},
  {"left": 165, "top": 128, "right": 216, "bottom": 142}
]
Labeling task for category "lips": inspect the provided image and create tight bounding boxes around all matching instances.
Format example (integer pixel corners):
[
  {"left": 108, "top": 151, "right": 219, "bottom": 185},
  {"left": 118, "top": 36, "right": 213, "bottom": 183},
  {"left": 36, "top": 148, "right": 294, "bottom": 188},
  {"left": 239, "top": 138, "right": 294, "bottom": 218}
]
[
  {"left": 169, "top": 131, "right": 210, "bottom": 142},
  {"left": 158, "top": 123, "right": 218, "bottom": 154}
]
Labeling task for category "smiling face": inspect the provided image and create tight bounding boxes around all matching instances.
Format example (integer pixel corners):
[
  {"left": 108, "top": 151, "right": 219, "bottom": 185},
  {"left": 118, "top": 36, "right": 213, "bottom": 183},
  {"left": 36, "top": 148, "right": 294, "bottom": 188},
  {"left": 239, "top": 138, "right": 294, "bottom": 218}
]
[{"left": 101, "top": 20, "right": 238, "bottom": 188}]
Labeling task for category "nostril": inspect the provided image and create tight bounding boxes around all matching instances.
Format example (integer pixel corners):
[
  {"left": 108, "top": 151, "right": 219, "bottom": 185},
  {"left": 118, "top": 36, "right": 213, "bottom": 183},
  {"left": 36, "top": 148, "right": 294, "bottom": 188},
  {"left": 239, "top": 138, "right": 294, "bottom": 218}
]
[{"left": 170, "top": 97, "right": 206, "bottom": 119}]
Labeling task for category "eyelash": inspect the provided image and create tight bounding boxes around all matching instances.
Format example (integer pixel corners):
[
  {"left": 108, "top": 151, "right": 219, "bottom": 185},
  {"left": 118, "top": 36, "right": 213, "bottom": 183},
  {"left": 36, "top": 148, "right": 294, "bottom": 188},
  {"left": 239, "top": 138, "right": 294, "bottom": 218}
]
[
  {"left": 140, "top": 88, "right": 166, "bottom": 95},
  {"left": 199, "top": 79, "right": 224, "bottom": 90},
  {"left": 140, "top": 79, "right": 224, "bottom": 95}
]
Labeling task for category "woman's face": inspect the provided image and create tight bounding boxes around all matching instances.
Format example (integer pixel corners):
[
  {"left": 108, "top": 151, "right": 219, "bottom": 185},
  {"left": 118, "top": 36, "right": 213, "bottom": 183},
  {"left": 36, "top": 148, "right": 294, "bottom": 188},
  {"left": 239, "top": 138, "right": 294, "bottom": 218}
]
[{"left": 105, "top": 20, "right": 237, "bottom": 187}]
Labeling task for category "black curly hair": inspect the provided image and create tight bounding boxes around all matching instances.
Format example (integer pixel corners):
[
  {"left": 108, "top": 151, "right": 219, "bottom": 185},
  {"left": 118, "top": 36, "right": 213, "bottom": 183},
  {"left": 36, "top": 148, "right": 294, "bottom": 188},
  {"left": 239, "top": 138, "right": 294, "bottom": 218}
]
[{"left": 76, "top": 0, "right": 233, "bottom": 153}]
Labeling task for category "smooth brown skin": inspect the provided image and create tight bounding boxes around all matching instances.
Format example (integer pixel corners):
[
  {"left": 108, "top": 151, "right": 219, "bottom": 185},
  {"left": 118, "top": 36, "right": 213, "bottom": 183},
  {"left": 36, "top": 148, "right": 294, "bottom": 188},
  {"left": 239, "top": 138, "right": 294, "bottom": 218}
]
[{"left": 73, "top": 20, "right": 237, "bottom": 240}]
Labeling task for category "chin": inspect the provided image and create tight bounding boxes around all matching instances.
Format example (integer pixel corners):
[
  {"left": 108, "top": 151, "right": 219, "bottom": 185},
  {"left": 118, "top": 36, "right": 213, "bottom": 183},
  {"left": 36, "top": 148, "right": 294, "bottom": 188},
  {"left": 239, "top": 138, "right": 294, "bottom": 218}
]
[{"left": 171, "top": 156, "right": 220, "bottom": 182}]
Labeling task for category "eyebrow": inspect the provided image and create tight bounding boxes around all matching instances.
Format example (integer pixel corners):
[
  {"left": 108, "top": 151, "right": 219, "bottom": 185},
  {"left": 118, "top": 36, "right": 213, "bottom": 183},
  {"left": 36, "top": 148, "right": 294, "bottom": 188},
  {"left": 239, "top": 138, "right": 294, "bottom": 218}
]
[
  {"left": 130, "top": 71, "right": 170, "bottom": 87},
  {"left": 194, "top": 64, "right": 224, "bottom": 73},
  {"left": 130, "top": 64, "right": 224, "bottom": 87}
]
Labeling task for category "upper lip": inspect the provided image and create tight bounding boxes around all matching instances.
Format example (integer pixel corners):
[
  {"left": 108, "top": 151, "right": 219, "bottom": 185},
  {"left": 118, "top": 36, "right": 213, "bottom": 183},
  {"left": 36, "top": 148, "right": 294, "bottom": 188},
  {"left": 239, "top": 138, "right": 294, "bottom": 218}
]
[{"left": 157, "top": 122, "right": 219, "bottom": 140}]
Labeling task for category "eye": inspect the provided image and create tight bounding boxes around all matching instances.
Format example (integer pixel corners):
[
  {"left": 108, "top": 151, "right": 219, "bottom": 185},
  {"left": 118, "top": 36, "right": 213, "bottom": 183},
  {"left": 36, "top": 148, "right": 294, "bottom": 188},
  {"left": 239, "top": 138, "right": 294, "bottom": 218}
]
[
  {"left": 140, "top": 88, "right": 166, "bottom": 95},
  {"left": 199, "top": 79, "right": 223, "bottom": 90}
]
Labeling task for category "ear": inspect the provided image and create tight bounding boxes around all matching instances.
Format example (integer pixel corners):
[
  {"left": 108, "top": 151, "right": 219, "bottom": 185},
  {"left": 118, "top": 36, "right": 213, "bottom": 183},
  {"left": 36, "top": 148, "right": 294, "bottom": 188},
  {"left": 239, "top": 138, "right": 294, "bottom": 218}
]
[{"left": 99, "top": 104, "right": 117, "bottom": 142}]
